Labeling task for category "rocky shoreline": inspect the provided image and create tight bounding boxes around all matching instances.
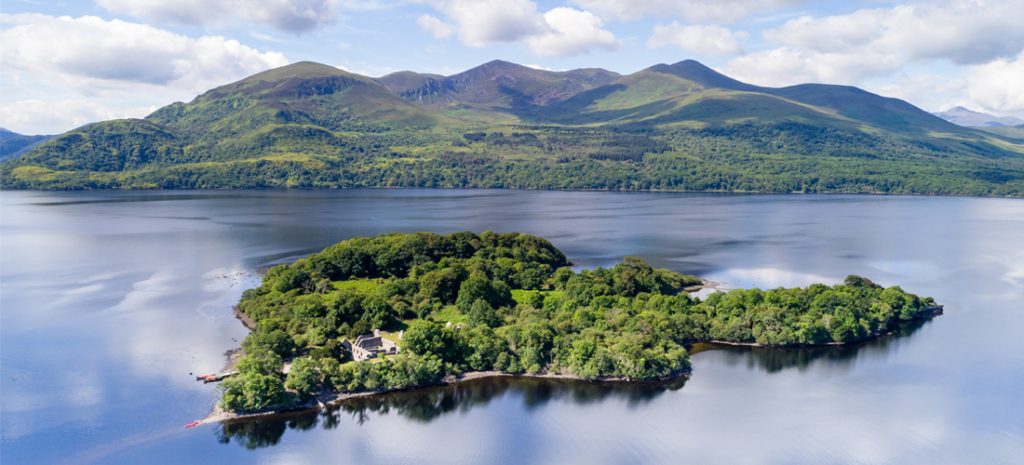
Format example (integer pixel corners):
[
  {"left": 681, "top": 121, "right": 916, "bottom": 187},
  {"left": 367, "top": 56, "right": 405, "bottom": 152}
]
[{"left": 202, "top": 367, "right": 692, "bottom": 424}]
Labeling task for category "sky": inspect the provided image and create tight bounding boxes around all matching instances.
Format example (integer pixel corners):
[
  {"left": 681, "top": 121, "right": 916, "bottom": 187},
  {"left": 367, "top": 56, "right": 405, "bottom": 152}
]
[{"left": 2, "top": 0, "right": 1023, "bottom": 134}]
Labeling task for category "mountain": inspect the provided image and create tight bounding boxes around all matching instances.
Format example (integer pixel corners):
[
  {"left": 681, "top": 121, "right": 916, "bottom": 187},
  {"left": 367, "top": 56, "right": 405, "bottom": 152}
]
[
  {"left": 3, "top": 59, "right": 1024, "bottom": 195},
  {"left": 378, "top": 60, "right": 620, "bottom": 112},
  {"left": 978, "top": 124, "right": 1024, "bottom": 142},
  {"left": 934, "top": 106, "right": 1024, "bottom": 127},
  {"left": 0, "top": 128, "right": 52, "bottom": 160},
  {"left": 541, "top": 60, "right": 969, "bottom": 135}
]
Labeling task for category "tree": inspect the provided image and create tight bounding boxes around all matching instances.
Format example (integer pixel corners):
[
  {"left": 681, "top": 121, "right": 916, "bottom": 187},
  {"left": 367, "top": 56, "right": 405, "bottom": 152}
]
[
  {"left": 362, "top": 294, "right": 396, "bottom": 329},
  {"left": 456, "top": 272, "right": 512, "bottom": 312},
  {"left": 467, "top": 299, "right": 500, "bottom": 327},
  {"left": 402, "top": 320, "right": 447, "bottom": 357},
  {"left": 266, "top": 266, "right": 311, "bottom": 293},
  {"left": 236, "top": 348, "right": 283, "bottom": 375},
  {"left": 844, "top": 275, "right": 881, "bottom": 289},
  {"left": 402, "top": 320, "right": 467, "bottom": 364},
  {"left": 456, "top": 273, "right": 494, "bottom": 312},
  {"left": 242, "top": 329, "right": 295, "bottom": 358},
  {"left": 417, "top": 267, "right": 466, "bottom": 304},
  {"left": 219, "top": 372, "right": 285, "bottom": 412},
  {"left": 285, "top": 356, "right": 322, "bottom": 396}
]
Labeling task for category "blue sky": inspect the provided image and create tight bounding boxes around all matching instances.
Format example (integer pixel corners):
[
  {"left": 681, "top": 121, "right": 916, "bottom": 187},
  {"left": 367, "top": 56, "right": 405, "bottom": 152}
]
[{"left": 3, "top": 0, "right": 1023, "bottom": 134}]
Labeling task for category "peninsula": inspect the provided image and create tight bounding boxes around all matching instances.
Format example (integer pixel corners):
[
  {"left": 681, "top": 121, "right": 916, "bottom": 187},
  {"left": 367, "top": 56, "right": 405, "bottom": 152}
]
[{"left": 216, "top": 231, "right": 941, "bottom": 416}]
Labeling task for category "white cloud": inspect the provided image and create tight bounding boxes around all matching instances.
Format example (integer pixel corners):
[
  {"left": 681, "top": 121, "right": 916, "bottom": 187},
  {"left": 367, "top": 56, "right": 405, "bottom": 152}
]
[
  {"left": 424, "top": 0, "right": 547, "bottom": 47},
  {"left": 97, "top": 0, "right": 339, "bottom": 33},
  {"left": 723, "top": 0, "right": 1024, "bottom": 113},
  {"left": 0, "top": 99, "right": 158, "bottom": 136},
  {"left": 763, "top": 1, "right": 1024, "bottom": 65},
  {"left": 570, "top": 0, "right": 803, "bottom": 23},
  {"left": 416, "top": 14, "right": 453, "bottom": 39},
  {"left": 0, "top": 14, "right": 288, "bottom": 133},
  {"left": 422, "top": 1, "right": 617, "bottom": 57},
  {"left": 2, "top": 14, "right": 287, "bottom": 86},
  {"left": 724, "top": 47, "right": 902, "bottom": 87},
  {"left": 527, "top": 8, "right": 619, "bottom": 57},
  {"left": 525, "top": 64, "right": 566, "bottom": 72},
  {"left": 866, "top": 73, "right": 968, "bottom": 113},
  {"left": 647, "top": 23, "right": 746, "bottom": 55},
  {"left": 968, "top": 51, "right": 1024, "bottom": 116}
]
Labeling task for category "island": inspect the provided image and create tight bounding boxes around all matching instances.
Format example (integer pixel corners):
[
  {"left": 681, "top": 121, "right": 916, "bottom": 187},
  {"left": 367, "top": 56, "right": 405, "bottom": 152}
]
[{"left": 213, "top": 231, "right": 941, "bottom": 417}]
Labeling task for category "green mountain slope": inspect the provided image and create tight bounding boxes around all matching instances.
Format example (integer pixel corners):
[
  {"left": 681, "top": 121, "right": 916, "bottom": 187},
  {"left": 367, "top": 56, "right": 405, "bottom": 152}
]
[{"left": 3, "top": 59, "right": 1023, "bottom": 195}]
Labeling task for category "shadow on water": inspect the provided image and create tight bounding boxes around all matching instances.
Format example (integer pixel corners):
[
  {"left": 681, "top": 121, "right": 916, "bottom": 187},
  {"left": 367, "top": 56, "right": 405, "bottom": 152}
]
[
  {"left": 216, "top": 375, "right": 688, "bottom": 449},
  {"left": 691, "top": 316, "right": 935, "bottom": 374}
]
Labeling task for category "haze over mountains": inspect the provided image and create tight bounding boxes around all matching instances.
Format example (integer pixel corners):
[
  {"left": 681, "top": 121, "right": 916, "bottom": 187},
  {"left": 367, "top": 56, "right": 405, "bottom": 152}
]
[
  {"left": 3, "top": 59, "right": 1023, "bottom": 195},
  {"left": 933, "top": 106, "right": 1024, "bottom": 127}
]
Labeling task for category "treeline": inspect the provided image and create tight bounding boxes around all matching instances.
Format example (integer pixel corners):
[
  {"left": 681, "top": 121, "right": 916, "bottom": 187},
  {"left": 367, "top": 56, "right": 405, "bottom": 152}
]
[
  {"left": 5, "top": 123, "right": 1024, "bottom": 195},
  {"left": 218, "top": 232, "right": 937, "bottom": 412}
]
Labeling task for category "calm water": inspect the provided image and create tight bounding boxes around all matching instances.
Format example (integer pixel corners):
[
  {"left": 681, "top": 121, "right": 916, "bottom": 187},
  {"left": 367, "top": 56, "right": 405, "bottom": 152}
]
[{"left": 1, "top": 190, "right": 1022, "bottom": 465}]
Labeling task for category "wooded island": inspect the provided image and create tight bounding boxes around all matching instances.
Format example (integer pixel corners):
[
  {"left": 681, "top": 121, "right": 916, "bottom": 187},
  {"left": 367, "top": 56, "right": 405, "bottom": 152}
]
[{"left": 220, "top": 231, "right": 940, "bottom": 413}]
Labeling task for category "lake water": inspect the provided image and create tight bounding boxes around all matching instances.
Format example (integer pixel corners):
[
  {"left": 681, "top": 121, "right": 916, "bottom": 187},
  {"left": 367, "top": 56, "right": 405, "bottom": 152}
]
[{"left": 1, "top": 190, "right": 1022, "bottom": 464}]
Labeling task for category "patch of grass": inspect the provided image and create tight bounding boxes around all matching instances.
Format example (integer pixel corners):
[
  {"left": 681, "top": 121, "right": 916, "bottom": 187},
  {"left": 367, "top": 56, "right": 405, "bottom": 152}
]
[
  {"left": 430, "top": 305, "right": 467, "bottom": 325},
  {"left": 511, "top": 289, "right": 564, "bottom": 305},
  {"left": 332, "top": 278, "right": 381, "bottom": 293}
]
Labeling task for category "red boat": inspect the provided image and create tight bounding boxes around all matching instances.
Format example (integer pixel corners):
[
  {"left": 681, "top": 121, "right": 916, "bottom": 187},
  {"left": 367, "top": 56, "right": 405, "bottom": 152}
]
[{"left": 184, "top": 420, "right": 202, "bottom": 428}]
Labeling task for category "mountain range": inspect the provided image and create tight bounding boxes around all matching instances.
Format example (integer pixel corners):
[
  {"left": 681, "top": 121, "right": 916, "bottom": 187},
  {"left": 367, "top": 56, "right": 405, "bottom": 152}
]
[
  {"left": 933, "top": 106, "right": 1024, "bottom": 127},
  {"left": 3, "top": 59, "right": 1023, "bottom": 196}
]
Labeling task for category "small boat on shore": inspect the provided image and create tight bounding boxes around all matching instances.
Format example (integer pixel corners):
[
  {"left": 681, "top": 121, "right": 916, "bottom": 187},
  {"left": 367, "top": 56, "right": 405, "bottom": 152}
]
[{"left": 195, "top": 371, "right": 238, "bottom": 383}]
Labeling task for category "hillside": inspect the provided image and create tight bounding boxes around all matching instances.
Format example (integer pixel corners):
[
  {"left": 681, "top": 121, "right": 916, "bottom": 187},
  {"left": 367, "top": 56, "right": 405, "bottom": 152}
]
[
  {"left": 3, "top": 59, "right": 1024, "bottom": 195},
  {"left": 0, "top": 129, "right": 52, "bottom": 160}
]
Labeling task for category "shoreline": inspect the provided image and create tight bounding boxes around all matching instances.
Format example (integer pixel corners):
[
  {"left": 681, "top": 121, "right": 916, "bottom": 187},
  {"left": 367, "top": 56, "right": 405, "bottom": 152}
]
[
  {"left": 202, "top": 287, "right": 942, "bottom": 425},
  {"left": 202, "top": 368, "right": 691, "bottom": 424},
  {"left": 693, "top": 305, "right": 944, "bottom": 351},
  {"left": 4, "top": 186, "right": 1020, "bottom": 201}
]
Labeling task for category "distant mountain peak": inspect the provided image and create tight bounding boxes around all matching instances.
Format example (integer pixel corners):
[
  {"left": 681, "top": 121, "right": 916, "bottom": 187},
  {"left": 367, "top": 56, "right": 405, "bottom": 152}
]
[
  {"left": 934, "top": 106, "right": 1024, "bottom": 127},
  {"left": 241, "top": 61, "right": 356, "bottom": 82},
  {"left": 647, "top": 60, "right": 758, "bottom": 91},
  {"left": 481, "top": 59, "right": 518, "bottom": 67}
]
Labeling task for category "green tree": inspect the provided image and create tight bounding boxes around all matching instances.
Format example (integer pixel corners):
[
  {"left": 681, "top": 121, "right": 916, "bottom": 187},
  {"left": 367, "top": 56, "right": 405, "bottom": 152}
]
[
  {"left": 284, "top": 356, "right": 322, "bottom": 397},
  {"left": 467, "top": 299, "right": 500, "bottom": 327}
]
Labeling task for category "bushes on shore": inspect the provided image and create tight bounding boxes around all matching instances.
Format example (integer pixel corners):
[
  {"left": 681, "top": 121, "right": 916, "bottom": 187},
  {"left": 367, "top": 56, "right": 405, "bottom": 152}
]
[{"left": 220, "top": 231, "right": 936, "bottom": 412}]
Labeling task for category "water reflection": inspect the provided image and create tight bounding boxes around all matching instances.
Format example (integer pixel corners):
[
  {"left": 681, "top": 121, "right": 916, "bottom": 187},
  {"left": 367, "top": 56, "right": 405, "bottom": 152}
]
[
  {"left": 217, "top": 376, "right": 688, "bottom": 449},
  {"left": 3, "top": 190, "right": 1022, "bottom": 465},
  {"left": 215, "top": 318, "right": 935, "bottom": 450},
  {"left": 692, "top": 317, "right": 933, "bottom": 374}
]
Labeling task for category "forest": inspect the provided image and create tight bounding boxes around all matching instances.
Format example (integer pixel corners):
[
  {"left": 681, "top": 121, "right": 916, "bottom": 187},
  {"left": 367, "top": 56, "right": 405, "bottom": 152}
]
[
  {"left": 4, "top": 124, "right": 1024, "bottom": 196},
  {"left": 220, "top": 231, "right": 940, "bottom": 412}
]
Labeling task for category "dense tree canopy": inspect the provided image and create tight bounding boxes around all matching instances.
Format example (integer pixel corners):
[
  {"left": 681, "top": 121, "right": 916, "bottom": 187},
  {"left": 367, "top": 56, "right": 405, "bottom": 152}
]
[{"left": 220, "top": 231, "right": 938, "bottom": 412}]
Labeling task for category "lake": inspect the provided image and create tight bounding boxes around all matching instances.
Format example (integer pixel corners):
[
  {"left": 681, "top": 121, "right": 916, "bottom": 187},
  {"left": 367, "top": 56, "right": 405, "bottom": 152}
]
[{"left": 2, "top": 190, "right": 1022, "bottom": 464}]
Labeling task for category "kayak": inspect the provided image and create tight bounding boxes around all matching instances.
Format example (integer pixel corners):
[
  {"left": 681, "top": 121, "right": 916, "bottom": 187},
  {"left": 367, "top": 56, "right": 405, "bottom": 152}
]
[{"left": 184, "top": 420, "right": 202, "bottom": 428}]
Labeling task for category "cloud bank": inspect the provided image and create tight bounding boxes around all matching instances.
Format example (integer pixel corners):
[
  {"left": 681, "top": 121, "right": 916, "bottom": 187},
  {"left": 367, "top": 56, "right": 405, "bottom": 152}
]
[
  {"left": 96, "top": 0, "right": 339, "bottom": 33},
  {"left": 0, "top": 13, "right": 288, "bottom": 133},
  {"left": 421, "top": 0, "right": 619, "bottom": 57}
]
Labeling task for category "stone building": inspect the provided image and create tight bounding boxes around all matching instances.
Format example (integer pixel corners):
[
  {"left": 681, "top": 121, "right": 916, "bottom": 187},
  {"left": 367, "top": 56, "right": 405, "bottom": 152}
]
[{"left": 345, "top": 329, "right": 399, "bottom": 361}]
